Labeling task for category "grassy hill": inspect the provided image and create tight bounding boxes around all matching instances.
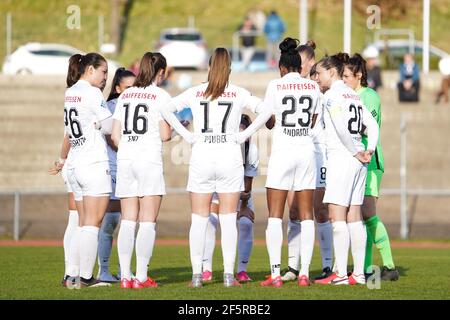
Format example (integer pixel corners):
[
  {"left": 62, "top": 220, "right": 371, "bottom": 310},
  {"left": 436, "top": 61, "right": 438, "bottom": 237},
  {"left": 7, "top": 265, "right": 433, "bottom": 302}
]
[{"left": 0, "top": 0, "right": 449, "bottom": 68}]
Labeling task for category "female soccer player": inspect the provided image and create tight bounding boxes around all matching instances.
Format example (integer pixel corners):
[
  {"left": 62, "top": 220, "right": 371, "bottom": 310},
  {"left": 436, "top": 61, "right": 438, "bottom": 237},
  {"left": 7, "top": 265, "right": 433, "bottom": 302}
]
[
  {"left": 202, "top": 114, "right": 259, "bottom": 283},
  {"left": 160, "top": 47, "right": 270, "bottom": 288},
  {"left": 249, "top": 38, "right": 321, "bottom": 288},
  {"left": 95, "top": 67, "right": 136, "bottom": 283},
  {"left": 281, "top": 40, "right": 334, "bottom": 283},
  {"left": 111, "top": 52, "right": 172, "bottom": 289},
  {"left": 342, "top": 54, "right": 399, "bottom": 281},
  {"left": 314, "top": 53, "right": 379, "bottom": 285},
  {"left": 63, "top": 52, "right": 114, "bottom": 288}
]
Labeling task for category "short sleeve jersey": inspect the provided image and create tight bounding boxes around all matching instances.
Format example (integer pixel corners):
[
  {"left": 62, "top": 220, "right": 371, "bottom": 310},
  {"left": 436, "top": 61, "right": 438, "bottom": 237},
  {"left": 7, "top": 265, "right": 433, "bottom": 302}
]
[
  {"left": 263, "top": 72, "right": 321, "bottom": 149},
  {"left": 170, "top": 83, "right": 262, "bottom": 142},
  {"left": 323, "top": 80, "right": 369, "bottom": 154},
  {"left": 113, "top": 85, "right": 171, "bottom": 161},
  {"left": 358, "top": 87, "right": 384, "bottom": 172},
  {"left": 64, "top": 80, "right": 111, "bottom": 167}
]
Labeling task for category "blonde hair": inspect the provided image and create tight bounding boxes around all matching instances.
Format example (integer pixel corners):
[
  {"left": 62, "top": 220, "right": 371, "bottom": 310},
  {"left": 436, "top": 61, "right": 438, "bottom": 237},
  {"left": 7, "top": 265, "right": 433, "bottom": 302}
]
[{"left": 204, "top": 48, "right": 231, "bottom": 100}]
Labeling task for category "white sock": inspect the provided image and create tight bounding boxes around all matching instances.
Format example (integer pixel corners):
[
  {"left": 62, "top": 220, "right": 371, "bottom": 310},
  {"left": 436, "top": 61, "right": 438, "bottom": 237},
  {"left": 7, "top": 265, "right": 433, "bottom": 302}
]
[
  {"left": 135, "top": 222, "right": 156, "bottom": 283},
  {"left": 317, "top": 221, "right": 333, "bottom": 270},
  {"left": 63, "top": 210, "right": 79, "bottom": 276},
  {"left": 202, "top": 212, "right": 218, "bottom": 272},
  {"left": 332, "top": 221, "right": 350, "bottom": 277},
  {"left": 266, "top": 217, "right": 283, "bottom": 278},
  {"left": 219, "top": 212, "right": 238, "bottom": 275},
  {"left": 299, "top": 220, "right": 315, "bottom": 277},
  {"left": 348, "top": 221, "right": 367, "bottom": 276},
  {"left": 117, "top": 220, "right": 137, "bottom": 280},
  {"left": 189, "top": 213, "right": 209, "bottom": 275},
  {"left": 287, "top": 219, "right": 301, "bottom": 271},
  {"left": 79, "top": 226, "right": 99, "bottom": 279},
  {"left": 237, "top": 216, "right": 253, "bottom": 273},
  {"left": 67, "top": 226, "right": 82, "bottom": 277}
]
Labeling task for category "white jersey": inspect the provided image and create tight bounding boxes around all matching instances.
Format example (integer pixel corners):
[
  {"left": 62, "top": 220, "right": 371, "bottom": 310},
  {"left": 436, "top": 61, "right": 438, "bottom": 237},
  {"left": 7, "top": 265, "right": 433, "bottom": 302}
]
[
  {"left": 64, "top": 80, "right": 111, "bottom": 168},
  {"left": 263, "top": 72, "right": 321, "bottom": 150},
  {"left": 106, "top": 99, "right": 118, "bottom": 169},
  {"left": 170, "top": 83, "right": 263, "bottom": 144},
  {"left": 113, "top": 85, "right": 170, "bottom": 162},
  {"left": 311, "top": 92, "right": 326, "bottom": 145},
  {"left": 323, "top": 80, "right": 370, "bottom": 154}
]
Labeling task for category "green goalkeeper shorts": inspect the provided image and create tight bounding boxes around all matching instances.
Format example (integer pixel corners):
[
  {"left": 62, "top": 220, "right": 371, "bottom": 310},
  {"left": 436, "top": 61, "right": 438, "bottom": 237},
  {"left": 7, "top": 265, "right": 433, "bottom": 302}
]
[{"left": 365, "top": 169, "right": 383, "bottom": 197}]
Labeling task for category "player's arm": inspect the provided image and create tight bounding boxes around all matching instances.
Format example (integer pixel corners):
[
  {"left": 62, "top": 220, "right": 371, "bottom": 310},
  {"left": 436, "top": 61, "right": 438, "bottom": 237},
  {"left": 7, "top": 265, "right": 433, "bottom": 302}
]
[
  {"left": 265, "top": 115, "right": 275, "bottom": 129},
  {"left": 111, "top": 97, "right": 123, "bottom": 148},
  {"left": 160, "top": 91, "right": 195, "bottom": 144},
  {"left": 159, "top": 120, "right": 172, "bottom": 142},
  {"left": 91, "top": 88, "right": 113, "bottom": 134},
  {"left": 49, "top": 133, "right": 70, "bottom": 175},
  {"left": 361, "top": 104, "right": 379, "bottom": 154},
  {"left": 326, "top": 99, "right": 358, "bottom": 156}
]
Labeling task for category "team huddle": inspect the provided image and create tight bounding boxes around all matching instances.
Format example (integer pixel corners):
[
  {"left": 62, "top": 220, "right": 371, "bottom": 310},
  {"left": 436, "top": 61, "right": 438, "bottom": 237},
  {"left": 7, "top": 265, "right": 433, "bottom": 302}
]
[{"left": 50, "top": 36, "right": 400, "bottom": 290}]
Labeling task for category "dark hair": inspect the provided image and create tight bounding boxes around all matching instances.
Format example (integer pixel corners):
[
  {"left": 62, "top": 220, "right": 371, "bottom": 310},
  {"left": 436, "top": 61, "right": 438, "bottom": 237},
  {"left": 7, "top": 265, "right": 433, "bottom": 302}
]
[
  {"left": 309, "top": 62, "right": 318, "bottom": 78},
  {"left": 205, "top": 48, "right": 231, "bottom": 100},
  {"left": 66, "top": 52, "right": 107, "bottom": 88},
  {"left": 279, "top": 37, "right": 301, "bottom": 73},
  {"left": 240, "top": 114, "right": 252, "bottom": 165},
  {"left": 317, "top": 52, "right": 349, "bottom": 78},
  {"left": 107, "top": 67, "right": 136, "bottom": 101},
  {"left": 344, "top": 53, "right": 368, "bottom": 87},
  {"left": 134, "top": 52, "right": 167, "bottom": 88},
  {"left": 296, "top": 40, "right": 316, "bottom": 61}
]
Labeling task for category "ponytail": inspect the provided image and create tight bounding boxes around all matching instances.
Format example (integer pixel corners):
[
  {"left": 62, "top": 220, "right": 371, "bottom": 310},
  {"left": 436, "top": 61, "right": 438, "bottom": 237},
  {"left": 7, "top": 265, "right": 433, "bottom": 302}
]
[
  {"left": 205, "top": 48, "right": 231, "bottom": 100},
  {"left": 134, "top": 52, "right": 155, "bottom": 88},
  {"left": 67, "top": 54, "right": 83, "bottom": 87},
  {"left": 66, "top": 52, "right": 107, "bottom": 88}
]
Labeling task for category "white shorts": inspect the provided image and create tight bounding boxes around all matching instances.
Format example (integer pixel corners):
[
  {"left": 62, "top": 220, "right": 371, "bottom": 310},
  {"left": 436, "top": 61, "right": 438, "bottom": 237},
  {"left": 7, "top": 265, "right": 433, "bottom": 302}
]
[
  {"left": 187, "top": 143, "right": 244, "bottom": 193},
  {"left": 323, "top": 152, "right": 367, "bottom": 207},
  {"left": 61, "top": 164, "right": 72, "bottom": 193},
  {"left": 314, "top": 143, "right": 327, "bottom": 188},
  {"left": 67, "top": 161, "right": 112, "bottom": 202},
  {"left": 211, "top": 192, "right": 254, "bottom": 211},
  {"left": 115, "top": 159, "right": 166, "bottom": 197},
  {"left": 265, "top": 146, "right": 316, "bottom": 191}
]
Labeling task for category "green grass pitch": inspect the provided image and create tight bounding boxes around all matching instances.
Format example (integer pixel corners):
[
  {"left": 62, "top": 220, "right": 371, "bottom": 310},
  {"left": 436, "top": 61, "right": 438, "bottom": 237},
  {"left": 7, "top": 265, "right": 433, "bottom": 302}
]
[{"left": 1, "top": 244, "right": 449, "bottom": 300}]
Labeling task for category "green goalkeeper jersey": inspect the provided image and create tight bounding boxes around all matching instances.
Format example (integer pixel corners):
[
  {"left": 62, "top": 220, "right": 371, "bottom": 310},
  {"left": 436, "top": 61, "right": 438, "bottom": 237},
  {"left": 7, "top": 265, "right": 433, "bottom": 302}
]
[{"left": 358, "top": 87, "right": 384, "bottom": 172}]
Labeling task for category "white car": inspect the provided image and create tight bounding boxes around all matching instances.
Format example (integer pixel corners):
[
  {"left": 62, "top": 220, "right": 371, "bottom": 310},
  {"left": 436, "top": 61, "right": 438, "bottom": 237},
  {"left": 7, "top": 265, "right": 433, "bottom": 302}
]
[
  {"left": 155, "top": 28, "right": 208, "bottom": 70},
  {"left": 2, "top": 42, "right": 119, "bottom": 76}
]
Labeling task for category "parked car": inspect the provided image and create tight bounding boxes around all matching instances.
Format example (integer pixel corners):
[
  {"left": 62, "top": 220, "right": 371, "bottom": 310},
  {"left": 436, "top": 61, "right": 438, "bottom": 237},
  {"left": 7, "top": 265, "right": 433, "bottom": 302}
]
[
  {"left": 2, "top": 42, "right": 119, "bottom": 76},
  {"left": 363, "top": 39, "right": 449, "bottom": 69},
  {"left": 155, "top": 28, "right": 208, "bottom": 70},
  {"left": 230, "top": 48, "right": 268, "bottom": 72}
]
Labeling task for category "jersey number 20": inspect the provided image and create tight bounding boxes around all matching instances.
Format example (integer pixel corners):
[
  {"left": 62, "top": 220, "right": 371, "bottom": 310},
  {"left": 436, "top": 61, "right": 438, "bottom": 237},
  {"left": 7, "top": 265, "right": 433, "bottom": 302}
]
[{"left": 348, "top": 104, "right": 363, "bottom": 134}]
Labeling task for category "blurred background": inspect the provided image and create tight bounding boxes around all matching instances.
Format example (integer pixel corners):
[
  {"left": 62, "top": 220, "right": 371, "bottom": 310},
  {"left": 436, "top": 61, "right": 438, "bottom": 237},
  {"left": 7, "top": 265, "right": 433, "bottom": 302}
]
[{"left": 0, "top": 0, "right": 449, "bottom": 241}]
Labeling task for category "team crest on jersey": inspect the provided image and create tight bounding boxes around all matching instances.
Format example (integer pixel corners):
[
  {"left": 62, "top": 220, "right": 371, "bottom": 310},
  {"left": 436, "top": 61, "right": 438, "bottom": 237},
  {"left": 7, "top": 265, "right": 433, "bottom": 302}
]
[
  {"left": 106, "top": 169, "right": 110, "bottom": 176},
  {"left": 327, "top": 99, "right": 332, "bottom": 106},
  {"left": 100, "top": 100, "right": 107, "bottom": 109}
]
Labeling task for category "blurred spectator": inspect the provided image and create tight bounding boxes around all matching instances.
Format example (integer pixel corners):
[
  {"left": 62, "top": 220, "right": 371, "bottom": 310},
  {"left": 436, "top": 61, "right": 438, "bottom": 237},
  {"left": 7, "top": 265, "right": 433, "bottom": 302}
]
[
  {"left": 238, "top": 16, "right": 257, "bottom": 71},
  {"left": 129, "top": 58, "right": 140, "bottom": 76},
  {"left": 363, "top": 45, "right": 383, "bottom": 91},
  {"left": 247, "top": 7, "right": 266, "bottom": 32},
  {"left": 397, "top": 53, "right": 420, "bottom": 102},
  {"left": 435, "top": 56, "right": 450, "bottom": 105},
  {"left": 264, "top": 10, "right": 285, "bottom": 68}
]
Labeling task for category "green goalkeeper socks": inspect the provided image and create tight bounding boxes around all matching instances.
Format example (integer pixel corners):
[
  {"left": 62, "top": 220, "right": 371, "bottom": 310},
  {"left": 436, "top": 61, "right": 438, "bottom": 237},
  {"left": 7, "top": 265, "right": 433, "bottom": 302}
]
[{"left": 364, "top": 215, "right": 395, "bottom": 273}]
